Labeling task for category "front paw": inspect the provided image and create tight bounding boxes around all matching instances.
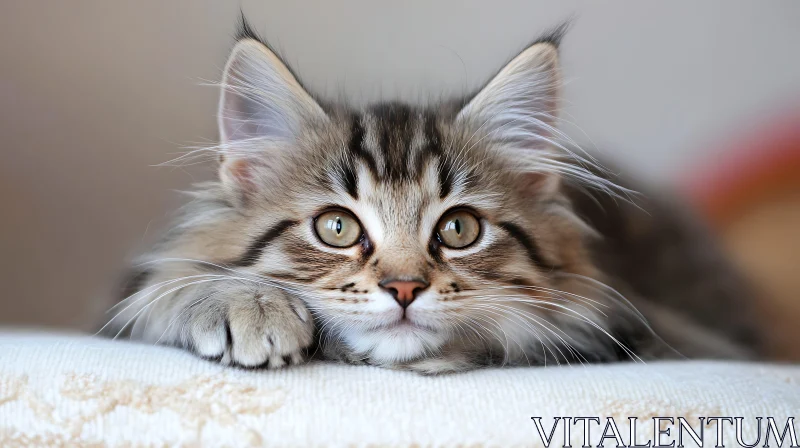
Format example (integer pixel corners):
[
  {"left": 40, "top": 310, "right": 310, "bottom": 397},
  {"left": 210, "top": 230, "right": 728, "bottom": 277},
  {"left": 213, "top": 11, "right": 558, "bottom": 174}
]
[{"left": 182, "top": 289, "right": 315, "bottom": 368}]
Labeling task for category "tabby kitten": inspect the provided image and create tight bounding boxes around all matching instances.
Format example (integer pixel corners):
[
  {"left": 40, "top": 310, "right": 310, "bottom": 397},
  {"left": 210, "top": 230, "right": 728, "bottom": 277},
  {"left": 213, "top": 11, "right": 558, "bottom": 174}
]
[{"left": 102, "top": 21, "right": 761, "bottom": 373}]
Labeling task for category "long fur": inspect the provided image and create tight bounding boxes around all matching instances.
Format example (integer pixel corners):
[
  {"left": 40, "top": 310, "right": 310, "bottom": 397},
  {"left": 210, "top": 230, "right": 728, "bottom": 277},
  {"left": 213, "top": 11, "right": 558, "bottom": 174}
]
[{"left": 101, "top": 20, "right": 762, "bottom": 373}]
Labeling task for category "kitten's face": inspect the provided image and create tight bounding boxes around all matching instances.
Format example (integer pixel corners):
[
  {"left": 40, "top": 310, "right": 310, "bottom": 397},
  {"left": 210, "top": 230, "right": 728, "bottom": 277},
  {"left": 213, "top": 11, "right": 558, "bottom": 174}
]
[{"left": 216, "top": 35, "right": 603, "bottom": 365}]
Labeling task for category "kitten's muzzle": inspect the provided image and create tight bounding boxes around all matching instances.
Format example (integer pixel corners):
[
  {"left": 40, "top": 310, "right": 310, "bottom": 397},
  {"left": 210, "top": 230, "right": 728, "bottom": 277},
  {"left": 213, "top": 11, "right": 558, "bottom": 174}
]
[{"left": 379, "top": 278, "right": 429, "bottom": 309}]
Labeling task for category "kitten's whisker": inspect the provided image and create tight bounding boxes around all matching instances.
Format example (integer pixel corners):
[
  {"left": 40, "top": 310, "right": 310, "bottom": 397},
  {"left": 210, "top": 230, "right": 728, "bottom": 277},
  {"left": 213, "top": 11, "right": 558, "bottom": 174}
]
[
  {"left": 469, "top": 304, "right": 543, "bottom": 367},
  {"left": 470, "top": 302, "right": 589, "bottom": 366},
  {"left": 447, "top": 315, "right": 486, "bottom": 347},
  {"left": 471, "top": 310, "right": 533, "bottom": 366},
  {"left": 467, "top": 292, "right": 605, "bottom": 321},
  {"left": 558, "top": 273, "right": 684, "bottom": 359},
  {"left": 465, "top": 285, "right": 608, "bottom": 316},
  {"left": 468, "top": 303, "right": 568, "bottom": 366},
  {"left": 110, "top": 277, "right": 242, "bottom": 341},
  {"left": 455, "top": 314, "right": 494, "bottom": 348},
  {"left": 466, "top": 294, "right": 641, "bottom": 363},
  {"left": 97, "top": 274, "right": 231, "bottom": 335},
  {"left": 108, "top": 274, "right": 227, "bottom": 314},
  {"left": 531, "top": 300, "right": 643, "bottom": 363},
  {"left": 555, "top": 273, "right": 647, "bottom": 322},
  {"left": 135, "top": 257, "right": 317, "bottom": 298},
  {"left": 154, "top": 292, "right": 219, "bottom": 346},
  {"left": 468, "top": 313, "right": 517, "bottom": 365}
]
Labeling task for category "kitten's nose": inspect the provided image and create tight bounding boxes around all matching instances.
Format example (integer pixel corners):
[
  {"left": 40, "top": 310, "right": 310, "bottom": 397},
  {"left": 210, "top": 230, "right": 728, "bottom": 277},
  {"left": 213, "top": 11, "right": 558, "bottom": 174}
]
[{"left": 379, "top": 278, "right": 429, "bottom": 309}]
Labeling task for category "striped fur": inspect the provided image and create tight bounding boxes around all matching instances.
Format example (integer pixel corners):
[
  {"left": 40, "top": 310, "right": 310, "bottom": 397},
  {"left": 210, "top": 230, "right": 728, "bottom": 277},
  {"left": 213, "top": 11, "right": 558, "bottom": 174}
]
[{"left": 102, "top": 23, "right": 762, "bottom": 373}]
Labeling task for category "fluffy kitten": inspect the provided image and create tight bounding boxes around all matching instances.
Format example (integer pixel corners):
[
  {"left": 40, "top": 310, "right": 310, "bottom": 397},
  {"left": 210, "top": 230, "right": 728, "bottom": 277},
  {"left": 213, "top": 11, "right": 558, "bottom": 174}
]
[{"left": 102, "top": 21, "right": 761, "bottom": 373}]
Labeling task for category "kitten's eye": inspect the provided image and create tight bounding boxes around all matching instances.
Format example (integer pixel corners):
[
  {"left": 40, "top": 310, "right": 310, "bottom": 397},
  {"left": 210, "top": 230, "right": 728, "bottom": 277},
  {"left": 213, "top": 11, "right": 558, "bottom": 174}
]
[
  {"left": 314, "top": 210, "right": 362, "bottom": 247},
  {"left": 437, "top": 210, "right": 480, "bottom": 249}
]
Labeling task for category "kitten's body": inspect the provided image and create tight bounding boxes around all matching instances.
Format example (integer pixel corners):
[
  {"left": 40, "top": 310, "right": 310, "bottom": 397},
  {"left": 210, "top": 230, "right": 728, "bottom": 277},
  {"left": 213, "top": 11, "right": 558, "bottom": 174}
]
[{"left": 102, "top": 22, "right": 761, "bottom": 373}]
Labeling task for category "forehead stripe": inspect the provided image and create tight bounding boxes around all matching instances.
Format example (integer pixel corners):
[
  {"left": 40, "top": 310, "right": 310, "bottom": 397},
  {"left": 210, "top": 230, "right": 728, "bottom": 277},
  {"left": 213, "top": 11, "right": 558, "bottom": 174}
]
[
  {"left": 437, "top": 157, "right": 454, "bottom": 199},
  {"left": 421, "top": 114, "right": 453, "bottom": 198},
  {"left": 424, "top": 114, "right": 442, "bottom": 155},
  {"left": 340, "top": 161, "right": 358, "bottom": 199},
  {"left": 375, "top": 105, "right": 412, "bottom": 180},
  {"left": 347, "top": 115, "right": 379, "bottom": 177}
]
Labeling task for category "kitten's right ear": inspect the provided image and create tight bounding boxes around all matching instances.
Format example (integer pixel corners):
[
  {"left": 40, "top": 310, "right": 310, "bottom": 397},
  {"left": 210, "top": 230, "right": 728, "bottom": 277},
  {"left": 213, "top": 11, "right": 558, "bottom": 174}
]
[
  {"left": 217, "top": 35, "right": 325, "bottom": 200},
  {"left": 218, "top": 38, "right": 325, "bottom": 144}
]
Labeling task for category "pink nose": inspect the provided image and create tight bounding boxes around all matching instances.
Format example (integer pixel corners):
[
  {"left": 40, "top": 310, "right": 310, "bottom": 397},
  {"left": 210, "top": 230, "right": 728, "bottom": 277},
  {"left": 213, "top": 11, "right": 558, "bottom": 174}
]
[{"left": 380, "top": 279, "right": 429, "bottom": 309}]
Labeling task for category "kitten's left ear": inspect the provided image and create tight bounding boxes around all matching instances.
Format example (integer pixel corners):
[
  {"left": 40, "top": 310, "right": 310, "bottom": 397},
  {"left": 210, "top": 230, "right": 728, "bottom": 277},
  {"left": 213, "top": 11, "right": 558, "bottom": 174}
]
[{"left": 457, "top": 38, "right": 562, "bottom": 147}]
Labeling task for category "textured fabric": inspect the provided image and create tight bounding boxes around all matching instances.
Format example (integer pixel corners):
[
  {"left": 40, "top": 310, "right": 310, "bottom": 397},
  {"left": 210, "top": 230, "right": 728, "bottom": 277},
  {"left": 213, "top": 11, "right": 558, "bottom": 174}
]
[{"left": 0, "top": 332, "right": 798, "bottom": 447}]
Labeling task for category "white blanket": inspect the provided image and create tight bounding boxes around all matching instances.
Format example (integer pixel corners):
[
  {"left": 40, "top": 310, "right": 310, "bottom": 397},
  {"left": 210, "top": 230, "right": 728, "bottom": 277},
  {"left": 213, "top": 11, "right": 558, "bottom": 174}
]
[{"left": 0, "top": 332, "right": 798, "bottom": 447}]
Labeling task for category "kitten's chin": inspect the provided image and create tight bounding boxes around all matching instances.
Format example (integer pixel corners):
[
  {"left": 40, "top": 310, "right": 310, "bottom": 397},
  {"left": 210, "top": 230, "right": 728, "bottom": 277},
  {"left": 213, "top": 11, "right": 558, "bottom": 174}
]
[{"left": 341, "top": 323, "right": 448, "bottom": 364}]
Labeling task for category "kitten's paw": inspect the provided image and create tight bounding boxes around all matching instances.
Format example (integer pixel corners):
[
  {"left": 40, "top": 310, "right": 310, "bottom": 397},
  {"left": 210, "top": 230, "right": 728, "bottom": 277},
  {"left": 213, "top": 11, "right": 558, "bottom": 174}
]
[{"left": 184, "top": 290, "right": 314, "bottom": 368}]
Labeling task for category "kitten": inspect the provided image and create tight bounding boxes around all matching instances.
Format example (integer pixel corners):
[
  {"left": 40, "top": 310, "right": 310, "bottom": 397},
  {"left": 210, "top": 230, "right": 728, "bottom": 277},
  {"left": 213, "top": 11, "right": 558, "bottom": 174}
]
[{"left": 101, "top": 20, "right": 762, "bottom": 373}]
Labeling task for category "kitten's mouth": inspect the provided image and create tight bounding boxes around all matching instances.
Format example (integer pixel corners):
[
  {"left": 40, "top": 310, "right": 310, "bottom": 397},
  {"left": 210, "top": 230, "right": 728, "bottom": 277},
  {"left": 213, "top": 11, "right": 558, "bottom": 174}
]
[{"left": 382, "top": 315, "right": 437, "bottom": 333}]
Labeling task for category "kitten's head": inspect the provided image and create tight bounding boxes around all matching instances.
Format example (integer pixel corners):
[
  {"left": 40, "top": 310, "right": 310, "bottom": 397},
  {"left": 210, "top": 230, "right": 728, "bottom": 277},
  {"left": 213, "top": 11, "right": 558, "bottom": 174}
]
[{"left": 213, "top": 24, "right": 614, "bottom": 367}]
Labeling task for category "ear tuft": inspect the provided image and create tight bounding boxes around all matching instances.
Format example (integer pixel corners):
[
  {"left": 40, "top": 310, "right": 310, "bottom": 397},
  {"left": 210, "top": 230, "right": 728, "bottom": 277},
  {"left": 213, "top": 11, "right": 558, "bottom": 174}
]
[
  {"left": 530, "top": 19, "right": 571, "bottom": 48},
  {"left": 235, "top": 11, "right": 264, "bottom": 45}
]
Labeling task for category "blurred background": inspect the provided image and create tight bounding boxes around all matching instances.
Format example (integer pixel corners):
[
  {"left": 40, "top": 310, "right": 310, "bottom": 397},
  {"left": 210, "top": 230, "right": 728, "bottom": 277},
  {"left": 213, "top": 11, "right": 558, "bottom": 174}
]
[{"left": 1, "top": 2, "right": 798, "bottom": 357}]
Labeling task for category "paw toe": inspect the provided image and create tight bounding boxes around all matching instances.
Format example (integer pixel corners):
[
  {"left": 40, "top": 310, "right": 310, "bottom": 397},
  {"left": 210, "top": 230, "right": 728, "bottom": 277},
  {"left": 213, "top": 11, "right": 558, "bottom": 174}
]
[{"left": 188, "top": 320, "right": 227, "bottom": 358}]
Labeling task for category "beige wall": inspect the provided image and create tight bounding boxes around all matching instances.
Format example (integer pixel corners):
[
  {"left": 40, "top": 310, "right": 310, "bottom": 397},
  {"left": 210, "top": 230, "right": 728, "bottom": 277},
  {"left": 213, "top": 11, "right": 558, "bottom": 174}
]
[{"left": 1, "top": 1, "right": 799, "bottom": 330}]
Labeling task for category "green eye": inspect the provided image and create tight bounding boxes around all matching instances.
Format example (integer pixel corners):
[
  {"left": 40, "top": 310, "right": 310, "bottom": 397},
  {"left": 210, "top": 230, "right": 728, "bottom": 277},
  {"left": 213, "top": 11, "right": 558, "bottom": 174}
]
[
  {"left": 437, "top": 210, "right": 481, "bottom": 249},
  {"left": 314, "top": 210, "right": 362, "bottom": 247}
]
